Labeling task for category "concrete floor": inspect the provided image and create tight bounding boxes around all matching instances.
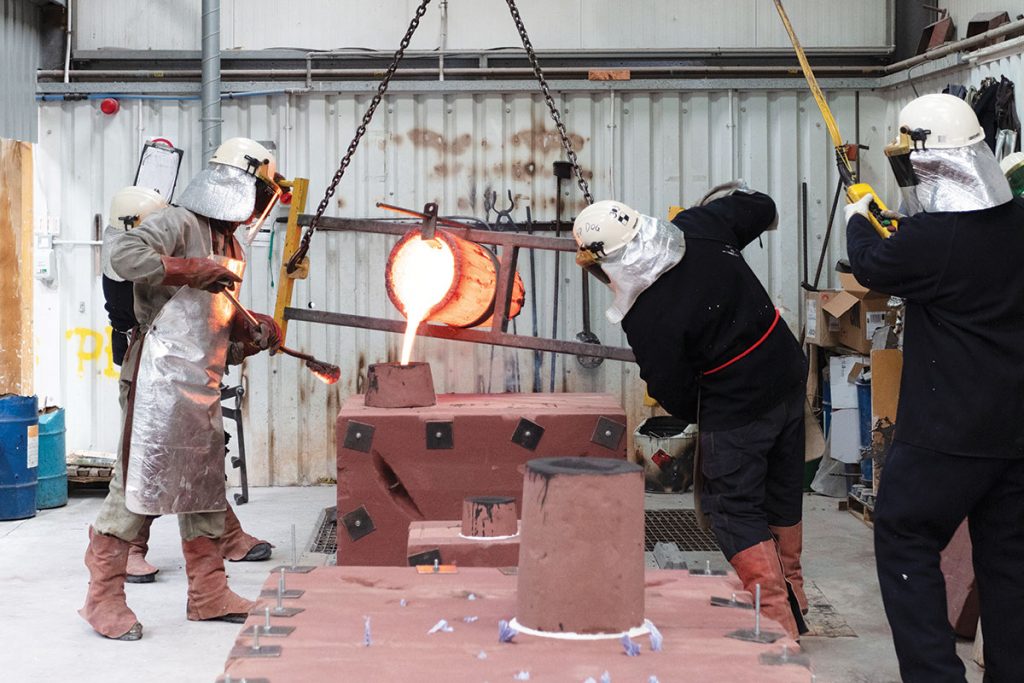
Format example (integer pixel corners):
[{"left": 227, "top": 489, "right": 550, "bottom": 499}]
[{"left": 0, "top": 487, "right": 983, "bottom": 683}]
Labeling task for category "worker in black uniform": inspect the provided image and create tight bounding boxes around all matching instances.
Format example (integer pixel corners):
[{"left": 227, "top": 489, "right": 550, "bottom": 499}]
[
  {"left": 847, "top": 93, "right": 1024, "bottom": 683},
  {"left": 573, "top": 183, "right": 807, "bottom": 640}
]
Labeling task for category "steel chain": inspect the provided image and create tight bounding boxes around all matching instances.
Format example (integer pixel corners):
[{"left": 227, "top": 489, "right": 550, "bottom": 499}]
[
  {"left": 287, "top": 0, "right": 433, "bottom": 273},
  {"left": 504, "top": 0, "right": 593, "bottom": 205}
]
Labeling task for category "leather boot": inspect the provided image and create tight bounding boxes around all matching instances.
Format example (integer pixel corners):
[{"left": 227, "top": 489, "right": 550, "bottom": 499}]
[
  {"left": 730, "top": 539, "right": 805, "bottom": 640},
  {"left": 217, "top": 504, "right": 273, "bottom": 562},
  {"left": 770, "top": 522, "right": 808, "bottom": 614},
  {"left": 182, "top": 535, "right": 256, "bottom": 623},
  {"left": 79, "top": 527, "right": 143, "bottom": 640},
  {"left": 126, "top": 516, "right": 160, "bottom": 584}
]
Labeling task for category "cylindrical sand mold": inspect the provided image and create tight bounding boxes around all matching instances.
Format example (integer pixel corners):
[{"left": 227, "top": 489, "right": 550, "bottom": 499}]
[
  {"left": 365, "top": 362, "right": 436, "bottom": 408},
  {"left": 386, "top": 229, "right": 525, "bottom": 328},
  {"left": 516, "top": 457, "right": 645, "bottom": 635},
  {"left": 461, "top": 495, "right": 518, "bottom": 538}
]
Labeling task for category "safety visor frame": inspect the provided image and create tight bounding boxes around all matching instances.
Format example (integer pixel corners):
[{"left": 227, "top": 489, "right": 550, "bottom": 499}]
[{"left": 241, "top": 168, "right": 283, "bottom": 244}]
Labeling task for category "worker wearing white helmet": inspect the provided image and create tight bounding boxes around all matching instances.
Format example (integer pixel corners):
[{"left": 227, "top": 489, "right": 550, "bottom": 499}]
[
  {"left": 99, "top": 184, "right": 274, "bottom": 588},
  {"left": 80, "top": 139, "right": 285, "bottom": 641},
  {"left": 848, "top": 93, "right": 1024, "bottom": 681},
  {"left": 575, "top": 183, "right": 807, "bottom": 640}
]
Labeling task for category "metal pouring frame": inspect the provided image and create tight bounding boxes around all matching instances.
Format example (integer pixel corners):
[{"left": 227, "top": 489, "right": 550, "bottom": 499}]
[{"left": 280, "top": 210, "right": 636, "bottom": 363}]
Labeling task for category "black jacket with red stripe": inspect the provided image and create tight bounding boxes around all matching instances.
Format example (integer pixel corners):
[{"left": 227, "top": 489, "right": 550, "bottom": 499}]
[{"left": 621, "top": 191, "right": 805, "bottom": 431}]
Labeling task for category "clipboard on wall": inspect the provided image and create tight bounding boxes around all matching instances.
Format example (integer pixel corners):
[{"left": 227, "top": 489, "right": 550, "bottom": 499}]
[{"left": 133, "top": 138, "right": 184, "bottom": 200}]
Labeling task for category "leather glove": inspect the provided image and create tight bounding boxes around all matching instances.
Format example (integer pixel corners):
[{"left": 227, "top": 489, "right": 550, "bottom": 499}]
[
  {"left": 697, "top": 179, "right": 749, "bottom": 207},
  {"left": 248, "top": 312, "right": 282, "bottom": 352},
  {"left": 160, "top": 255, "right": 241, "bottom": 293},
  {"left": 844, "top": 193, "right": 874, "bottom": 225}
]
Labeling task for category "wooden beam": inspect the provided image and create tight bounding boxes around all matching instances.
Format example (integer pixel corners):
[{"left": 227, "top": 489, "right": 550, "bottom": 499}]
[{"left": 0, "top": 139, "right": 33, "bottom": 395}]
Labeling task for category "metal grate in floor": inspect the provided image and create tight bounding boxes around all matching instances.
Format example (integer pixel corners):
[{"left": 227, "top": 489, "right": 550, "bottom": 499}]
[
  {"left": 309, "top": 506, "right": 337, "bottom": 554},
  {"left": 644, "top": 509, "right": 721, "bottom": 552}
]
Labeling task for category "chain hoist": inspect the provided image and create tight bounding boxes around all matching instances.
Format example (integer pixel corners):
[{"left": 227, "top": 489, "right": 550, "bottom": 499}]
[
  {"left": 504, "top": 0, "right": 593, "bottom": 205},
  {"left": 288, "top": 0, "right": 593, "bottom": 273},
  {"left": 286, "top": 0, "right": 433, "bottom": 273}
]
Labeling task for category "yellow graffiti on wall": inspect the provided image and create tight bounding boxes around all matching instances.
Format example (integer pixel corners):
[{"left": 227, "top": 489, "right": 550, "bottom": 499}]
[{"left": 65, "top": 327, "right": 119, "bottom": 379}]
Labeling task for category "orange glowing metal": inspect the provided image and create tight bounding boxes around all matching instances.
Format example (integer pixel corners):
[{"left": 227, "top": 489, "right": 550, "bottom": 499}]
[{"left": 389, "top": 237, "right": 457, "bottom": 365}]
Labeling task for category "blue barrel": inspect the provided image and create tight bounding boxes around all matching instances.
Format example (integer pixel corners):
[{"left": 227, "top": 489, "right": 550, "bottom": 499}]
[
  {"left": 856, "top": 379, "right": 873, "bottom": 484},
  {"left": 0, "top": 395, "right": 39, "bottom": 520},
  {"left": 36, "top": 408, "right": 67, "bottom": 509}
]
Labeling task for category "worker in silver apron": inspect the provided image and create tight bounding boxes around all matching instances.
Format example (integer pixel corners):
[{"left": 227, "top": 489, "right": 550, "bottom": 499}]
[
  {"left": 101, "top": 186, "right": 273, "bottom": 586},
  {"left": 80, "top": 138, "right": 284, "bottom": 641}
]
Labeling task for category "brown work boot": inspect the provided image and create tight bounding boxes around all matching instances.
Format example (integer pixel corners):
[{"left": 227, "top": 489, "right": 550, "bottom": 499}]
[
  {"left": 79, "top": 527, "right": 143, "bottom": 640},
  {"left": 182, "top": 535, "right": 256, "bottom": 623},
  {"left": 730, "top": 539, "right": 805, "bottom": 640},
  {"left": 218, "top": 504, "right": 273, "bottom": 562},
  {"left": 126, "top": 516, "right": 160, "bottom": 584},
  {"left": 770, "top": 522, "right": 808, "bottom": 614}
]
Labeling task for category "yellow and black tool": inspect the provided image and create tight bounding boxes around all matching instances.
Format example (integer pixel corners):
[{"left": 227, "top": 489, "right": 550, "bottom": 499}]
[{"left": 773, "top": 0, "right": 894, "bottom": 238}]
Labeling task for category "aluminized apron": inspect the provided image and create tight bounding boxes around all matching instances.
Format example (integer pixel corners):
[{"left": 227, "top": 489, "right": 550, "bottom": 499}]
[{"left": 124, "top": 257, "right": 245, "bottom": 515}]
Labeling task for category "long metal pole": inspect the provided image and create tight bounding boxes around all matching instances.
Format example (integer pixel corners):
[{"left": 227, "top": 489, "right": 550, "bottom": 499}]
[{"left": 200, "top": 0, "right": 222, "bottom": 161}]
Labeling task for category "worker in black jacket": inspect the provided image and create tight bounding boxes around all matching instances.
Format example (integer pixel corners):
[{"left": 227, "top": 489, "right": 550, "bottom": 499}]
[
  {"left": 847, "top": 93, "right": 1024, "bottom": 683},
  {"left": 573, "top": 184, "right": 807, "bottom": 640}
]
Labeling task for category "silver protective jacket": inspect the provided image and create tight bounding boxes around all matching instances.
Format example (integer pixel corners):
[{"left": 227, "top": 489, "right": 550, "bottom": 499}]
[
  {"left": 601, "top": 214, "right": 686, "bottom": 324},
  {"left": 124, "top": 256, "right": 245, "bottom": 515},
  {"left": 176, "top": 164, "right": 257, "bottom": 222},
  {"left": 902, "top": 140, "right": 1014, "bottom": 214}
]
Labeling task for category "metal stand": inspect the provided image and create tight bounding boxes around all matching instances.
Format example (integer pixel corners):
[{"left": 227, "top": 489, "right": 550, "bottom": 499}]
[
  {"left": 759, "top": 644, "right": 811, "bottom": 669},
  {"left": 242, "top": 606, "right": 296, "bottom": 638},
  {"left": 261, "top": 567, "right": 306, "bottom": 599},
  {"left": 689, "top": 559, "right": 727, "bottom": 577},
  {"left": 251, "top": 568, "right": 305, "bottom": 618},
  {"left": 726, "top": 584, "right": 784, "bottom": 644},
  {"left": 710, "top": 592, "right": 755, "bottom": 610},
  {"left": 271, "top": 524, "right": 316, "bottom": 574},
  {"left": 221, "top": 384, "right": 249, "bottom": 505},
  {"left": 229, "top": 623, "right": 283, "bottom": 659}
]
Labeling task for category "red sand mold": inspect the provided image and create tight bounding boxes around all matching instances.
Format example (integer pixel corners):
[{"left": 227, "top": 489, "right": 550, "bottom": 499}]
[
  {"left": 365, "top": 361, "right": 437, "bottom": 408},
  {"left": 221, "top": 567, "right": 807, "bottom": 682},
  {"left": 517, "top": 457, "right": 646, "bottom": 635},
  {"left": 407, "top": 520, "right": 521, "bottom": 568},
  {"left": 336, "top": 393, "right": 627, "bottom": 566}
]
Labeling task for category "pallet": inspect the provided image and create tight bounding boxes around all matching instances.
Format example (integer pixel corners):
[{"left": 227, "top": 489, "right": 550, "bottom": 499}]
[
  {"left": 844, "top": 492, "right": 875, "bottom": 528},
  {"left": 68, "top": 466, "right": 113, "bottom": 485}
]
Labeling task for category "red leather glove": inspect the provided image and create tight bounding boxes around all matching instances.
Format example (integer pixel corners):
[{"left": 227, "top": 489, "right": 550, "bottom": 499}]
[
  {"left": 249, "top": 312, "right": 282, "bottom": 352},
  {"left": 160, "top": 255, "right": 241, "bottom": 293}
]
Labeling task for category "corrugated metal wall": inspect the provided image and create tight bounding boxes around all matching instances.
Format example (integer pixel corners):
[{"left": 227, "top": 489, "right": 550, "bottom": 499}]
[
  {"left": 1, "top": 0, "right": 41, "bottom": 142},
  {"left": 35, "top": 85, "right": 892, "bottom": 484},
  {"left": 74, "top": 0, "right": 892, "bottom": 52}
]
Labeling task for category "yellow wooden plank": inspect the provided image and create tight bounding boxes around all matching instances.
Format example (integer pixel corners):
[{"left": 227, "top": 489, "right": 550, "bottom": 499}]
[{"left": 273, "top": 177, "right": 310, "bottom": 343}]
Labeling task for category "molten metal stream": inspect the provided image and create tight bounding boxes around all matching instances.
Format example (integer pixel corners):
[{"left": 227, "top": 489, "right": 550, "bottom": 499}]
[{"left": 389, "top": 237, "right": 456, "bottom": 365}]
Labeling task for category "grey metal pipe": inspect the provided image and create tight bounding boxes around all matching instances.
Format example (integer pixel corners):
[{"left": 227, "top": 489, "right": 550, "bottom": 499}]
[
  {"left": 882, "top": 17, "right": 1024, "bottom": 74},
  {"left": 200, "top": 0, "right": 222, "bottom": 161},
  {"left": 39, "top": 64, "right": 889, "bottom": 80}
]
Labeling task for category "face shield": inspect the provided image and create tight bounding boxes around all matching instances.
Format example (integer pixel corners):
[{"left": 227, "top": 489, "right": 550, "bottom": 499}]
[
  {"left": 886, "top": 127, "right": 1013, "bottom": 214},
  {"left": 242, "top": 170, "right": 283, "bottom": 244},
  {"left": 594, "top": 213, "right": 686, "bottom": 324}
]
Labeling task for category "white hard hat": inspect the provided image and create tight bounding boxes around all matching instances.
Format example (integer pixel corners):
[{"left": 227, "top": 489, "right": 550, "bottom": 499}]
[
  {"left": 899, "top": 93, "right": 986, "bottom": 150},
  {"left": 572, "top": 200, "right": 641, "bottom": 260},
  {"left": 108, "top": 186, "right": 167, "bottom": 229},
  {"left": 211, "top": 137, "right": 278, "bottom": 181}
]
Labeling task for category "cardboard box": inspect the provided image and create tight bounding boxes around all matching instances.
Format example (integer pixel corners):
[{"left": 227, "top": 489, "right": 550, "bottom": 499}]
[
  {"left": 822, "top": 272, "right": 894, "bottom": 354},
  {"left": 869, "top": 348, "right": 902, "bottom": 492},
  {"left": 804, "top": 290, "right": 841, "bottom": 347}
]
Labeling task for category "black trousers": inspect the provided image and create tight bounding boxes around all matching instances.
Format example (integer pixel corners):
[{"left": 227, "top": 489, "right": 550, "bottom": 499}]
[
  {"left": 698, "top": 388, "right": 805, "bottom": 560},
  {"left": 875, "top": 442, "right": 1024, "bottom": 683}
]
